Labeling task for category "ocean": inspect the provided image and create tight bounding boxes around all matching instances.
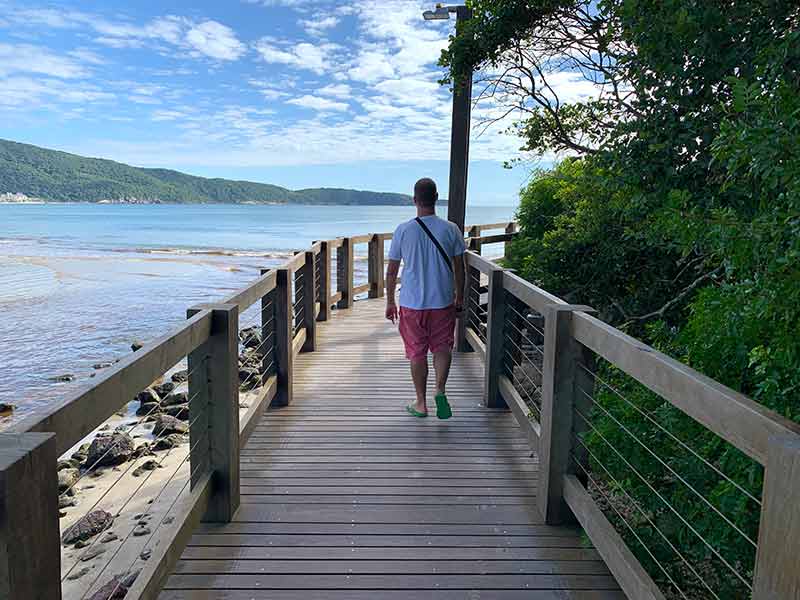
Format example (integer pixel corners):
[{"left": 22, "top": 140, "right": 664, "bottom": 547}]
[{"left": 0, "top": 203, "right": 517, "bottom": 421}]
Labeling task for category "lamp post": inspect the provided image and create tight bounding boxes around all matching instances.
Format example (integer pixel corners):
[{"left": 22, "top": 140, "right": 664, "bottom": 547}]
[{"left": 423, "top": 4, "right": 473, "bottom": 234}]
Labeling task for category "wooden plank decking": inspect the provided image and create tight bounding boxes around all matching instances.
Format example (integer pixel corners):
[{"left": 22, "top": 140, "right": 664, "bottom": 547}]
[{"left": 160, "top": 298, "right": 624, "bottom": 599}]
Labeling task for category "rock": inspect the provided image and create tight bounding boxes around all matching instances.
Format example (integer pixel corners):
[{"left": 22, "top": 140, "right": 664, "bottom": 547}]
[
  {"left": 171, "top": 369, "right": 188, "bottom": 383},
  {"left": 132, "top": 460, "right": 160, "bottom": 477},
  {"left": 136, "top": 388, "right": 160, "bottom": 405},
  {"left": 161, "top": 391, "right": 188, "bottom": 407},
  {"left": 131, "top": 340, "right": 144, "bottom": 352},
  {"left": 58, "top": 468, "right": 80, "bottom": 493},
  {"left": 154, "top": 433, "right": 186, "bottom": 450},
  {"left": 59, "top": 496, "right": 77, "bottom": 509},
  {"left": 153, "top": 414, "right": 188, "bottom": 436},
  {"left": 62, "top": 510, "right": 114, "bottom": 544},
  {"left": 153, "top": 382, "right": 175, "bottom": 398},
  {"left": 0, "top": 403, "right": 14, "bottom": 416},
  {"left": 66, "top": 567, "right": 90, "bottom": 581},
  {"left": 49, "top": 374, "right": 76, "bottom": 382},
  {"left": 163, "top": 403, "right": 189, "bottom": 420},
  {"left": 80, "top": 546, "right": 106, "bottom": 561},
  {"left": 88, "top": 570, "right": 139, "bottom": 600},
  {"left": 239, "top": 367, "right": 260, "bottom": 390},
  {"left": 133, "top": 525, "right": 151, "bottom": 537},
  {"left": 71, "top": 442, "right": 91, "bottom": 466},
  {"left": 58, "top": 459, "right": 80, "bottom": 471},
  {"left": 132, "top": 443, "right": 154, "bottom": 460},
  {"left": 93, "top": 362, "right": 113, "bottom": 370},
  {"left": 240, "top": 326, "right": 262, "bottom": 348},
  {"left": 86, "top": 432, "right": 134, "bottom": 467},
  {"left": 136, "top": 401, "right": 161, "bottom": 417},
  {"left": 101, "top": 532, "right": 119, "bottom": 543}
]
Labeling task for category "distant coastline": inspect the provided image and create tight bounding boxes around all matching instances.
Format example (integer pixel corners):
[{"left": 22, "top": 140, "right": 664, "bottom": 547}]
[{"left": 0, "top": 138, "right": 413, "bottom": 206}]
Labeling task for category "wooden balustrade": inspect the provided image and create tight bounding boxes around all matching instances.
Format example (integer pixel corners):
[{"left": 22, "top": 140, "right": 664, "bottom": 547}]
[{"left": 459, "top": 240, "right": 800, "bottom": 600}]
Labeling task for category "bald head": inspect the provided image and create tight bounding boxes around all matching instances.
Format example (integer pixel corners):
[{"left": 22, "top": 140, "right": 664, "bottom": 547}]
[{"left": 414, "top": 178, "right": 438, "bottom": 208}]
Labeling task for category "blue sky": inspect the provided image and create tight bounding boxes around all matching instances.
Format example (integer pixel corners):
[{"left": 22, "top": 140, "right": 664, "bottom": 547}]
[{"left": 0, "top": 0, "right": 542, "bottom": 204}]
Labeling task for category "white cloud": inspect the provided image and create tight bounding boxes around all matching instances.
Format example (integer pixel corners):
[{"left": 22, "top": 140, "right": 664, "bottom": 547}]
[
  {"left": 0, "top": 76, "right": 115, "bottom": 107},
  {"left": 0, "top": 43, "right": 87, "bottom": 78},
  {"left": 299, "top": 15, "right": 339, "bottom": 36},
  {"left": 185, "top": 20, "right": 245, "bottom": 60},
  {"left": 347, "top": 46, "right": 396, "bottom": 83},
  {"left": 5, "top": 10, "right": 245, "bottom": 62},
  {"left": 255, "top": 40, "right": 337, "bottom": 74},
  {"left": 287, "top": 94, "right": 348, "bottom": 112},
  {"left": 318, "top": 83, "right": 350, "bottom": 98}
]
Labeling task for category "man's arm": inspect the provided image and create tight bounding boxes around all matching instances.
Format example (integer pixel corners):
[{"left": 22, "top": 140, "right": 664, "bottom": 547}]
[
  {"left": 385, "top": 259, "right": 401, "bottom": 323},
  {"left": 453, "top": 254, "right": 465, "bottom": 312}
]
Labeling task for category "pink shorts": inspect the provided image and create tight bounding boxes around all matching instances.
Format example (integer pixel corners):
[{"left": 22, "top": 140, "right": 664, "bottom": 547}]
[{"left": 399, "top": 305, "right": 457, "bottom": 362}]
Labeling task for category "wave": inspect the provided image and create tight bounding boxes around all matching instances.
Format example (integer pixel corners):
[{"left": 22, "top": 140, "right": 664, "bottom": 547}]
[{"left": 126, "top": 247, "right": 296, "bottom": 259}]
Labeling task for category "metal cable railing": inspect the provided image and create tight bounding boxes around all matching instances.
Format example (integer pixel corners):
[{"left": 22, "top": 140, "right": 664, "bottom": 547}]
[
  {"left": 572, "top": 357, "right": 762, "bottom": 599},
  {"left": 501, "top": 290, "right": 545, "bottom": 417}
]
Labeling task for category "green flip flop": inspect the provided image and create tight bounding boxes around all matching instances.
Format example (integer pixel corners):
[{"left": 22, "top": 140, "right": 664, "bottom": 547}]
[
  {"left": 435, "top": 393, "right": 452, "bottom": 420},
  {"left": 406, "top": 405, "right": 428, "bottom": 418}
]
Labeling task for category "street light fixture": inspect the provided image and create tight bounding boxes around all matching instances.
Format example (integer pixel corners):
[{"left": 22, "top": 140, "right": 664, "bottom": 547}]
[{"left": 422, "top": 4, "right": 473, "bottom": 235}]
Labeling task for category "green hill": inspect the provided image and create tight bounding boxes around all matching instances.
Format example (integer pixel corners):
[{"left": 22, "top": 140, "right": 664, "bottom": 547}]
[{"left": 0, "top": 139, "right": 412, "bottom": 205}]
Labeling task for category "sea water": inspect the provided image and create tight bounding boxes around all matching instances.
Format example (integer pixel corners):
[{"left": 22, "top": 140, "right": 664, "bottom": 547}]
[{"left": 0, "top": 203, "right": 516, "bottom": 420}]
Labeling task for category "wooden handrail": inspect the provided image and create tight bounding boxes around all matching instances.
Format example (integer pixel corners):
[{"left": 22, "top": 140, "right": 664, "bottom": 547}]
[
  {"left": 222, "top": 269, "right": 277, "bottom": 312},
  {"left": 571, "top": 311, "right": 800, "bottom": 466},
  {"left": 9, "top": 309, "right": 214, "bottom": 455}
]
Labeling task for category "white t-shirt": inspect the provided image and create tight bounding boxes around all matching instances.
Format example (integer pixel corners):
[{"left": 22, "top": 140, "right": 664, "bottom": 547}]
[{"left": 388, "top": 215, "right": 466, "bottom": 310}]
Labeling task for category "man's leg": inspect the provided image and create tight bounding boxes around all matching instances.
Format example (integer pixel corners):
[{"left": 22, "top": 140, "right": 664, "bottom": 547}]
[
  {"left": 433, "top": 350, "right": 452, "bottom": 396},
  {"left": 410, "top": 358, "right": 428, "bottom": 413}
]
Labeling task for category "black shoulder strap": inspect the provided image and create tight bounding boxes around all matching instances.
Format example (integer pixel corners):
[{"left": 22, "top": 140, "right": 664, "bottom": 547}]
[{"left": 415, "top": 217, "right": 453, "bottom": 273}]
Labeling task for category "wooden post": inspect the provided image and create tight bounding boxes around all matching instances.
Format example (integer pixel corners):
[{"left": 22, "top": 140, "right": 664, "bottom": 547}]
[
  {"left": 504, "top": 222, "right": 517, "bottom": 258},
  {"left": 753, "top": 434, "right": 800, "bottom": 599},
  {"left": 0, "top": 433, "right": 61, "bottom": 600},
  {"left": 468, "top": 225, "right": 481, "bottom": 255},
  {"left": 261, "top": 276, "right": 276, "bottom": 382},
  {"left": 538, "top": 304, "right": 595, "bottom": 524},
  {"left": 293, "top": 255, "right": 304, "bottom": 335},
  {"left": 337, "top": 237, "right": 354, "bottom": 309},
  {"left": 187, "top": 306, "right": 210, "bottom": 491},
  {"left": 318, "top": 241, "right": 331, "bottom": 321},
  {"left": 483, "top": 267, "right": 508, "bottom": 409},
  {"left": 199, "top": 305, "right": 239, "bottom": 522},
  {"left": 273, "top": 268, "right": 293, "bottom": 407},
  {"left": 368, "top": 234, "right": 385, "bottom": 299},
  {"left": 301, "top": 251, "right": 316, "bottom": 352}
]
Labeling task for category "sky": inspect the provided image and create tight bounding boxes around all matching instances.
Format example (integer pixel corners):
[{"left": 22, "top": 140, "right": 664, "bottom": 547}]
[{"left": 0, "top": 0, "right": 542, "bottom": 205}]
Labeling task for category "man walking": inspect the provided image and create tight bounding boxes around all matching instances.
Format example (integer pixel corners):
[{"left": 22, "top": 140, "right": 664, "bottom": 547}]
[{"left": 385, "top": 178, "right": 466, "bottom": 419}]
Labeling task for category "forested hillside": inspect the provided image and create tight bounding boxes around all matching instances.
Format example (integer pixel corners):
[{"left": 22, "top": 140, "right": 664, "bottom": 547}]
[
  {"left": 442, "top": 2, "right": 800, "bottom": 597},
  {"left": 0, "top": 139, "right": 411, "bottom": 205}
]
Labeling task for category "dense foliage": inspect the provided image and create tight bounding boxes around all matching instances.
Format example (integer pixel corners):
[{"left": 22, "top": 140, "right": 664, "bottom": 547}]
[
  {"left": 444, "top": 1, "right": 800, "bottom": 597},
  {"left": 0, "top": 139, "right": 411, "bottom": 205}
]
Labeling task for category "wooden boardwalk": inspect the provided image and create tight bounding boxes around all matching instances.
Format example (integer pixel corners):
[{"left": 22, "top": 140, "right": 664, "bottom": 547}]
[{"left": 160, "top": 298, "right": 624, "bottom": 599}]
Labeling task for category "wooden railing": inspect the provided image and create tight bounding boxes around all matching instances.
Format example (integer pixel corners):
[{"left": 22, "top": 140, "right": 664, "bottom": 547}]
[
  {"left": 462, "top": 233, "right": 800, "bottom": 600},
  {"left": 0, "top": 222, "right": 512, "bottom": 600}
]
